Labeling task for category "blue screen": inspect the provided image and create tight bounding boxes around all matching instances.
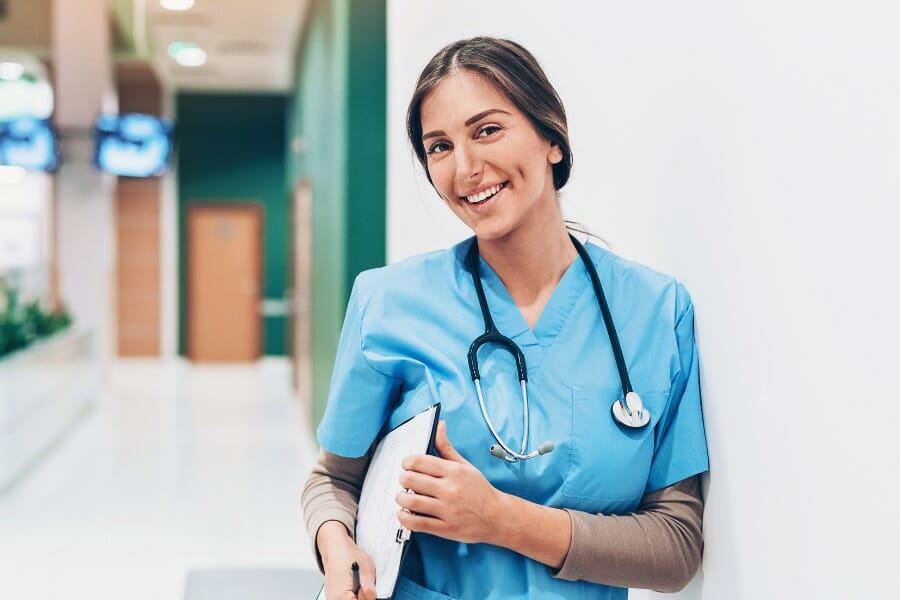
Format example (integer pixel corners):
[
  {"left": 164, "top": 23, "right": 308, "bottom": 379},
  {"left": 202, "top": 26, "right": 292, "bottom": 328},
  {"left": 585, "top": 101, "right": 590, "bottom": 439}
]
[
  {"left": 94, "top": 113, "right": 174, "bottom": 177},
  {"left": 0, "top": 117, "right": 59, "bottom": 172}
]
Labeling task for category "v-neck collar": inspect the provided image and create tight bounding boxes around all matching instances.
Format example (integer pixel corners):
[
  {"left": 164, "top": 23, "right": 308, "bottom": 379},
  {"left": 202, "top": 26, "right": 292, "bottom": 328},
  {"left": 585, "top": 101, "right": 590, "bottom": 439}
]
[{"left": 476, "top": 249, "right": 590, "bottom": 351}]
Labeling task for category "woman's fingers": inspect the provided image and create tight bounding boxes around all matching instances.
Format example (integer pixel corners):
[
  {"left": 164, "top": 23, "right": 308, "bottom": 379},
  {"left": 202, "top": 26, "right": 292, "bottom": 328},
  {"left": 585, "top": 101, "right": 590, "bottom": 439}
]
[
  {"left": 396, "top": 488, "right": 442, "bottom": 517},
  {"left": 395, "top": 427, "right": 503, "bottom": 546},
  {"left": 401, "top": 453, "right": 449, "bottom": 477},
  {"left": 354, "top": 575, "right": 378, "bottom": 600},
  {"left": 357, "top": 553, "right": 377, "bottom": 600},
  {"left": 397, "top": 508, "right": 446, "bottom": 536},
  {"left": 396, "top": 446, "right": 503, "bottom": 545},
  {"left": 321, "top": 546, "right": 377, "bottom": 600},
  {"left": 399, "top": 469, "right": 443, "bottom": 497}
]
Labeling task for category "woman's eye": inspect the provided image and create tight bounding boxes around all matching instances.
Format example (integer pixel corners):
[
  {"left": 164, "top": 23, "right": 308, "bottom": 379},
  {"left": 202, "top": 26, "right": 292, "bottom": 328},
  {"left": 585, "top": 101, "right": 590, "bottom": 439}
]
[
  {"left": 477, "top": 124, "right": 501, "bottom": 138},
  {"left": 427, "top": 141, "right": 450, "bottom": 155}
]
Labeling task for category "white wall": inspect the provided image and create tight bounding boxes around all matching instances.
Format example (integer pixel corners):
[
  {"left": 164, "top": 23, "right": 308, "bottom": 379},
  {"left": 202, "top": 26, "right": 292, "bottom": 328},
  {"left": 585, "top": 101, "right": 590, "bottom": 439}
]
[
  {"left": 54, "top": 138, "right": 116, "bottom": 369},
  {"left": 388, "top": 2, "right": 900, "bottom": 598},
  {"left": 0, "top": 172, "right": 52, "bottom": 301},
  {"left": 52, "top": 0, "right": 117, "bottom": 371}
]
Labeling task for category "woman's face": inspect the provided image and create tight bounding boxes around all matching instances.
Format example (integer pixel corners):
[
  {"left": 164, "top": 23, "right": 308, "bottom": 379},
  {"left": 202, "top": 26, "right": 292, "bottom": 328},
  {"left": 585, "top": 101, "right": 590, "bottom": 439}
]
[{"left": 419, "top": 70, "right": 563, "bottom": 242}]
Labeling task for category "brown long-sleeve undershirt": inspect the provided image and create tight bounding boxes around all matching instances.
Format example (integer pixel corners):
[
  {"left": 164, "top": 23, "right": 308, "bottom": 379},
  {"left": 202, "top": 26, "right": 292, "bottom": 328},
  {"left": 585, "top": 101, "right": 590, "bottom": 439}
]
[{"left": 301, "top": 448, "right": 704, "bottom": 593}]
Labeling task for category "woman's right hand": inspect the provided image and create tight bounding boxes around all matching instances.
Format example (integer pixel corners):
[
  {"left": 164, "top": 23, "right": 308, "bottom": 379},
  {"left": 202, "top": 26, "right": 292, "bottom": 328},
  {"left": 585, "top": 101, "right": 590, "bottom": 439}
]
[{"left": 317, "top": 520, "right": 377, "bottom": 600}]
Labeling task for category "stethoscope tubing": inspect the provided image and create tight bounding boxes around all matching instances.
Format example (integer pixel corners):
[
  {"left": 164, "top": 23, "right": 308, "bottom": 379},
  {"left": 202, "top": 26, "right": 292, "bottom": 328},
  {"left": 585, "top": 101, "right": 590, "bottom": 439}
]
[
  {"left": 570, "top": 234, "right": 635, "bottom": 397},
  {"left": 474, "top": 378, "right": 533, "bottom": 461},
  {"left": 465, "top": 235, "right": 647, "bottom": 462}
]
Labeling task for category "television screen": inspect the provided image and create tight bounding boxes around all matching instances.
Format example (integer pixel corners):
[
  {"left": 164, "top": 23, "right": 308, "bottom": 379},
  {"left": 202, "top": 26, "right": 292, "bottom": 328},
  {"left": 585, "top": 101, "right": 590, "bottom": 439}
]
[
  {"left": 0, "top": 117, "right": 59, "bottom": 172},
  {"left": 94, "top": 113, "right": 174, "bottom": 177}
]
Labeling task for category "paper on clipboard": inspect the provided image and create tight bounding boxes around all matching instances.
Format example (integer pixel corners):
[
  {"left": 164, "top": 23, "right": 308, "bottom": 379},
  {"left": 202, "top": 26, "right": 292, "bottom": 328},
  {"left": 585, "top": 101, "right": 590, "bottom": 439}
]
[
  {"left": 358, "top": 403, "right": 440, "bottom": 599},
  {"left": 314, "top": 403, "right": 440, "bottom": 600}
]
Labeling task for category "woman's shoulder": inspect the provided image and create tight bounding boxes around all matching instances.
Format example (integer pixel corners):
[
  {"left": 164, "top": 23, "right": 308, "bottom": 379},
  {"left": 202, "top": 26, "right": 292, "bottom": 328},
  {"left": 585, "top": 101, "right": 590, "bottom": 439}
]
[
  {"left": 351, "top": 240, "right": 471, "bottom": 306},
  {"left": 585, "top": 240, "right": 694, "bottom": 320}
]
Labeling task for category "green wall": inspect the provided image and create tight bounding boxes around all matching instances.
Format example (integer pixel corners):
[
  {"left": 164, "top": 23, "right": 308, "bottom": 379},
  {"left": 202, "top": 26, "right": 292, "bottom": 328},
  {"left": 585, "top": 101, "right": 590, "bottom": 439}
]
[
  {"left": 177, "top": 93, "right": 288, "bottom": 356},
  {"left": 288, "top": 0, "right": 387, "bottom": 425},
  {"left": 345, "top": 0, "right": 387, "bottom": 284}
]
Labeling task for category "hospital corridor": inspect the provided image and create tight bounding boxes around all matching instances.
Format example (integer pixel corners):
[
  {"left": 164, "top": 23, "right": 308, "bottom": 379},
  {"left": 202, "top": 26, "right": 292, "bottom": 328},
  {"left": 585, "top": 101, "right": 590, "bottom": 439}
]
[{"left": 0, "top": 360, "right": 320, "bottom": 599}]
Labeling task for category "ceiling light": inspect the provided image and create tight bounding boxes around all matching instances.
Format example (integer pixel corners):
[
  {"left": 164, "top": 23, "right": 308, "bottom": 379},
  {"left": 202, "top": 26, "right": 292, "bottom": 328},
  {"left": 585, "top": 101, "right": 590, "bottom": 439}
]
[
  {"left": 168, "top": 42, "right": 207, "bottom": 67},
  {"left": 0, "top": 166, "right": 27, "bottom": 185},
  {"left": 0, "top": 62, "right": 25, "bottom": 81},
  {"left": 160, "top": 0, "right": 195, "bottom": 10}
]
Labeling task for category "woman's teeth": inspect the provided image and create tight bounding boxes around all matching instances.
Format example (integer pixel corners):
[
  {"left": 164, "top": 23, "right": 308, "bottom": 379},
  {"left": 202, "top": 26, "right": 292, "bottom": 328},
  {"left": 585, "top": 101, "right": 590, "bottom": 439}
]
[{"left": 465, "top": 182, "right": 506, "bottom": 204}]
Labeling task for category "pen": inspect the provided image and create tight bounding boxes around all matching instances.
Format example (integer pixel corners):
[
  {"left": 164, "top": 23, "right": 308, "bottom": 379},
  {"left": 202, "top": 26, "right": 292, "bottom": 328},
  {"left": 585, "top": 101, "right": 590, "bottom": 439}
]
[{"left": 351, "top": 561, "right": 360, "bottom": 596}]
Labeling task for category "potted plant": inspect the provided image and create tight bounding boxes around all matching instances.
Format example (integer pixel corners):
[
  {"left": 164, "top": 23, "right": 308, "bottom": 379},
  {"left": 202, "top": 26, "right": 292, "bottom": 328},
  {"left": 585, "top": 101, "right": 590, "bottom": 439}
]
[{"left": 0, "top": 277, "right": 72, "bottom": 359}]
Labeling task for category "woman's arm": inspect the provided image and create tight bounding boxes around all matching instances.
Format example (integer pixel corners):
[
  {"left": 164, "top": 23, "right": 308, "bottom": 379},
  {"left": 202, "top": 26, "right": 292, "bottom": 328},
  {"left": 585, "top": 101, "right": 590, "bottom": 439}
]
[
  {"left": 398, "top": 422, "right": 705, "bottom": 592},
  {"left": 571, "top": 475, "right": 704, "bottom": 591},
  {"left": 500, "top": 475, "right": 704, "bottom": 592},
  {"left": 302, "top": 449, "right": 380, "bottom": 600},
  {"left": 301, "top": 448, "right": 371, "bottom": 570}
]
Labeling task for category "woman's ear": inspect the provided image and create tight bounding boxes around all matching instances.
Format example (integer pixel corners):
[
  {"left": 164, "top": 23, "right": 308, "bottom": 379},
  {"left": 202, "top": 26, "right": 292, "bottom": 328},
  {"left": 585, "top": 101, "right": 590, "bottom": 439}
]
[{"left": 548, "top": 141, "right": 563, "bottom": 165}]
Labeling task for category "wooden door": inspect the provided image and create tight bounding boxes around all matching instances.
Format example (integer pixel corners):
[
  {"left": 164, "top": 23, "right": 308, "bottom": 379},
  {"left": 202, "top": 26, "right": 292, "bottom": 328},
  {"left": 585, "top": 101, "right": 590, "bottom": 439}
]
[
  {"left": 188, "top": 204, "right": 261, "bottom": 361},
  {"left": 290, "top": 180, "right": 313, "bottom": 410}
]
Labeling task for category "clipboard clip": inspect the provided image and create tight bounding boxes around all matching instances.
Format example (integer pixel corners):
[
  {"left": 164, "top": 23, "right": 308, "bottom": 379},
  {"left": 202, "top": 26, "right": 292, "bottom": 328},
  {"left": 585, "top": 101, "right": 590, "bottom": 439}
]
[
  {"left": 395, "top": 487, "right": 414, "bottom": 544},
  {"left": 395, "top": 526, "right": 411, "bottom": 544}
]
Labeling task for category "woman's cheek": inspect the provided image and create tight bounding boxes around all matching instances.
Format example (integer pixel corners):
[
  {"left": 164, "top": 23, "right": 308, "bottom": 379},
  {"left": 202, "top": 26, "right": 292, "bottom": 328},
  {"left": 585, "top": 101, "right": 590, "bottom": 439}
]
[{"left": 430, "top": 161, "right": 455, "bottom": 195}]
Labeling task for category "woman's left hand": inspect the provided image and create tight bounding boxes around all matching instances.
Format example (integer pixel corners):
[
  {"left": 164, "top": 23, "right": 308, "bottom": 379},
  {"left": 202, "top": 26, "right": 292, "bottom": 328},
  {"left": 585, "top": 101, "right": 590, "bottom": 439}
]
[{"left": 396, "top": 420, "right": 504, "bottom": 545}]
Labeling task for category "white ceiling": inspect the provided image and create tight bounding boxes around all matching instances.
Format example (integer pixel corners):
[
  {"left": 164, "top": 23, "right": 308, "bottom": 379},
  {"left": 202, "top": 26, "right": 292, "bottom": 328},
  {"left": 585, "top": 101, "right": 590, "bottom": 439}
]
[{"left": 143, "top": 0, "right": 310, "bottom": 93}]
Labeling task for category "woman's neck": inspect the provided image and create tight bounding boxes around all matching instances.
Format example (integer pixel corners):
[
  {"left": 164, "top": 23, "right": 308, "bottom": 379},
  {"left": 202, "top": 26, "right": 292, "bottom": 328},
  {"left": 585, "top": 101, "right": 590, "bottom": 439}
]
[{"left": 477, "top": 213, "right": 577, "bottom": 310}]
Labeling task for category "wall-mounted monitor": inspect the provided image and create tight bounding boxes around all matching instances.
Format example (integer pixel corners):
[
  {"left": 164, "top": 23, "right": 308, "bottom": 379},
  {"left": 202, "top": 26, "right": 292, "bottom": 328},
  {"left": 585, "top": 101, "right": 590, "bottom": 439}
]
[
  {"left": 0, "top": 117, "right": 59, "bottom": 172},
  {"left": 93, "top": 113, "right": 174, "bottom": 178}
]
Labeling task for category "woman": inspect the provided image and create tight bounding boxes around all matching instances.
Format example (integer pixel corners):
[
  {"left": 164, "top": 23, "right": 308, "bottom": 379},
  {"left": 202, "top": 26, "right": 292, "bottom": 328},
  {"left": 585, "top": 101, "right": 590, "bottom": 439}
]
[{"left": 303, "top": 37, "right": 709, "bottom": 600}]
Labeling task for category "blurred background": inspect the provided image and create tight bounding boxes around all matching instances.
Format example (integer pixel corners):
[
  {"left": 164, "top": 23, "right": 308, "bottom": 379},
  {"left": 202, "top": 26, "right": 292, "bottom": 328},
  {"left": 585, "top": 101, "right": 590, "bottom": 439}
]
[
  {"left": 1, "top": 1, "right": 898, "bottom": 599},
  {"left": 1, "top": 0, "right": 381, "bottom": 597}
]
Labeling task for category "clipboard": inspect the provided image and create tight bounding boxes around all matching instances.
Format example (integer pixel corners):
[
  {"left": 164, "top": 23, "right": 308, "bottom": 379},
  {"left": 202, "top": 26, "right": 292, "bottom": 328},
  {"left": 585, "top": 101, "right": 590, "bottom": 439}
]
[{"left": 315, "top": 403, "right": 441, "bottom": 600}]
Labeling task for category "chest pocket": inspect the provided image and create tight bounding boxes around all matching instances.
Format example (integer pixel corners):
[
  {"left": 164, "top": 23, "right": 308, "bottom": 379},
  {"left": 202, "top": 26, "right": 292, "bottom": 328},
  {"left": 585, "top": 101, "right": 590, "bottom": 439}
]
[
  {"left": 394, "top": 576, "right": 458, "bottom": 600},
  {"left": 562, "top": 386, "right": 668, "bottom": 504}
]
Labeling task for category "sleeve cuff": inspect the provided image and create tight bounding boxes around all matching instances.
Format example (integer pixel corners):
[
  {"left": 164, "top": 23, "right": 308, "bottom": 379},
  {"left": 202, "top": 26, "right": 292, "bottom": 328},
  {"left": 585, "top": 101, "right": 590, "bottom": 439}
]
[
  {"left": 552, "top": 509, "right": 590, "bottom": 581},
  {"left": 551, "top": 508, "right": 625, "bottom": 583}
]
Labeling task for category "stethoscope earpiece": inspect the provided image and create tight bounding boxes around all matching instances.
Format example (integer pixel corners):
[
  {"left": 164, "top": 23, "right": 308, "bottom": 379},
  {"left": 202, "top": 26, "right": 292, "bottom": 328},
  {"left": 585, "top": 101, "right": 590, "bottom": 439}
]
[
  {"left": 489, "top": 445, "right": 507, "bottom": 460},
  {"left": 490, "top": 441, "right": 555, "bottom": 462}
]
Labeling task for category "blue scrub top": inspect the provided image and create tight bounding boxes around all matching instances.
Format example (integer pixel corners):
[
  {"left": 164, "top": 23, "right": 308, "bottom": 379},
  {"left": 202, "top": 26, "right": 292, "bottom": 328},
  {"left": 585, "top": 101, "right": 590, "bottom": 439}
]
[{"left": 317, "top": 237, "right": 709, "bottom": 600}]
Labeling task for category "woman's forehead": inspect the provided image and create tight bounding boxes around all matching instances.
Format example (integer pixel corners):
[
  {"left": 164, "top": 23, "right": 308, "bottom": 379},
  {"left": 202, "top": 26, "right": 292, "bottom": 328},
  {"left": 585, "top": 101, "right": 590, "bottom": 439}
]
[{"left": 420, "top": 71, "right": 517, "bottom": 131}]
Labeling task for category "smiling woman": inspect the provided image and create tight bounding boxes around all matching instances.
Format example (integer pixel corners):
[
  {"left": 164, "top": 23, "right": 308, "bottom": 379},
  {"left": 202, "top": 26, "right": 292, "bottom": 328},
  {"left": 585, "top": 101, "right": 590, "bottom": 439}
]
[
  {"left": 406, "top": 38, "right": 572, "bottom": 191},
  {"left": 302, "top": 37, "right": 709, "bottom": 600},
  {"left": 416, "top": 72, "right": 563, "bottom": 245}
]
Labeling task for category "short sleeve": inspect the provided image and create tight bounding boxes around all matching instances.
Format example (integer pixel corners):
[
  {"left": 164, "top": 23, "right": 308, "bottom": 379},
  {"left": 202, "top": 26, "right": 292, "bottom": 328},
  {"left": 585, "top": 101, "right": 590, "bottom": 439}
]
[
  {"left": 316, "top": 273, "right": 402, "bottom": 458},
  {"left": 645, "top": 283, "right": 709, "bottom": 493}
]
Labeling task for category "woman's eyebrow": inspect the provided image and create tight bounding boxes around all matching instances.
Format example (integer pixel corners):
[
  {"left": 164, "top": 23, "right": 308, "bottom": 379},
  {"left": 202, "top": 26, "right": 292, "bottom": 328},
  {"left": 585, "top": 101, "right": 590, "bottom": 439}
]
[
  {"left": 464, "top": 108, "right": 510, "bottom": 126},
  {"left": 422, "top": 108, "right": 512, "bottom": 140}
]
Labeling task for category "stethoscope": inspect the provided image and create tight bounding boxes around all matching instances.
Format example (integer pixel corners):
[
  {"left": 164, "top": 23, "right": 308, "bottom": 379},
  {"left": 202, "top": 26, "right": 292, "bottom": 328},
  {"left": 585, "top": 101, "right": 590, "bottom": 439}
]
[{"left": 466, "top": 234, "right": 650, "bottom": 463}]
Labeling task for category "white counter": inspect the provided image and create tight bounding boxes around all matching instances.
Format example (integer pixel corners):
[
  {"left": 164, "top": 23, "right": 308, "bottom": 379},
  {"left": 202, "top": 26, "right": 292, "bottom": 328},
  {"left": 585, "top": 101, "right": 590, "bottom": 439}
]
[{"left": 0, "top": 328, "right": 98, "bottom": 494}]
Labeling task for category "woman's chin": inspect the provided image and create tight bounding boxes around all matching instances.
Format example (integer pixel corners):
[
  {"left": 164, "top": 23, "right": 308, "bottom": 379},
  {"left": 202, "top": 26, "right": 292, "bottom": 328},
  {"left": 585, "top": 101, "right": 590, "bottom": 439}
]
[{"left": 470, "top": 221, "right": 516, "bottom": 242}]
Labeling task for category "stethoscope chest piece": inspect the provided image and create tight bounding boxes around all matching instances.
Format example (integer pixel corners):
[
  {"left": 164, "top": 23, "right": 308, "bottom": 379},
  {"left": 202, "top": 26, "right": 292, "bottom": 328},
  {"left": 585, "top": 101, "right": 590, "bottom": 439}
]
[{"left": 612, "top": 391, "right": 651, "bottom": 429}]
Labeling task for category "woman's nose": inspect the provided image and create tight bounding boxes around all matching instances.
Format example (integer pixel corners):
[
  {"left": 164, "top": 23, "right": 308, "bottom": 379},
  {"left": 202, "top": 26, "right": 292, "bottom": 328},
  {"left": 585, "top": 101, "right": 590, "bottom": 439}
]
[{"left": 454, "top": 145, "right": 482, "bottom": 185}]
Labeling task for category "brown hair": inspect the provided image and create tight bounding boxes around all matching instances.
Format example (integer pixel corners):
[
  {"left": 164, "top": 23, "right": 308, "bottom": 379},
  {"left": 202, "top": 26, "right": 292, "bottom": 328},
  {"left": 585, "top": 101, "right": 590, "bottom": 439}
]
[{"left": 406, "top": 37, "right": 573, "bottom": 190}]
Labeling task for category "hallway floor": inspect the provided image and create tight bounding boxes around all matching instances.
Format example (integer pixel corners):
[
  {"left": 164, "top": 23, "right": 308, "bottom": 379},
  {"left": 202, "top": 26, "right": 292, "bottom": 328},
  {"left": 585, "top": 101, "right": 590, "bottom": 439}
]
[{"left": 0, "top": 359, "right": 320, "bottom": 600}]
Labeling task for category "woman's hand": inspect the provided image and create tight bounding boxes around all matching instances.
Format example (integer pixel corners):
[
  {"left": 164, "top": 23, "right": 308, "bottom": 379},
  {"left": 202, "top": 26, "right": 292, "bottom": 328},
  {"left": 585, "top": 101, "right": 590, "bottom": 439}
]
[
  {"left": 396, "top": 421, "right": 504, "bottom": 545},
  {"left": 316, "top": 521, "right": 376, "bottom": 600}
]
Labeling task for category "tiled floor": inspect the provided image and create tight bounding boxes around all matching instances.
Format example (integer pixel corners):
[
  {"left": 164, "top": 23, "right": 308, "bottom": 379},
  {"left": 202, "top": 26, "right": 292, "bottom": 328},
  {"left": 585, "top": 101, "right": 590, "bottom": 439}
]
[{"left": 0, "top": 359, "right": 320, "bottom": 600}]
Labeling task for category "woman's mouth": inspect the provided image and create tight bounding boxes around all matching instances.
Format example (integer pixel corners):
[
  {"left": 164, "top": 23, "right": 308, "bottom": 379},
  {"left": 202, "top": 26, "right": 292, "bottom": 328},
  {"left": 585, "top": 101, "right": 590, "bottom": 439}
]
[{"left": 463, "top": 182, "right": 507, "bottom": 205}]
